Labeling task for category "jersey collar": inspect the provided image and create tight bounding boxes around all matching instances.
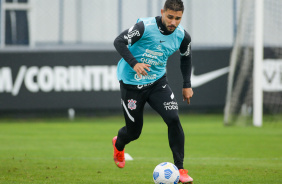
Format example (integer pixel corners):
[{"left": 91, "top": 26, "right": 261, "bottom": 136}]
[{"left": 156, "top": 16, "right": 174, "bottom": 35}]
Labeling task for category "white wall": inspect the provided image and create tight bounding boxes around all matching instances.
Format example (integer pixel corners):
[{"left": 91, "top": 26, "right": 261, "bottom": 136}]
[
  {"left": 30, "top": 0, "right": 235, "bottom": 47},
  {"left": 190, "top": 0, "right": 234, "bottom": 47}
]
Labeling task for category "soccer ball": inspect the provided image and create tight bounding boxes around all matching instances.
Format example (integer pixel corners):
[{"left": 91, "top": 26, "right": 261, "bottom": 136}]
[{"left": 153, "top": 162, "right": 180, "bottom": 184}]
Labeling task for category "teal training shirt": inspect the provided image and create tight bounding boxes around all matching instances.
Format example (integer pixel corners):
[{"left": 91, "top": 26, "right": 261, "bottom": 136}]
[{"left": 117, "top": 17, "right": 185, "bottom": 85}]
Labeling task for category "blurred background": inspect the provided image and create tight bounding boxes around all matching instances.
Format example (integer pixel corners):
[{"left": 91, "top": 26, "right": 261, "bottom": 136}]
[
  {"left": 0, "top": 0, "right": 281, "bottom": 123},
  {"left": 0, "top": 0, "right": 236, "bottom": 48}
]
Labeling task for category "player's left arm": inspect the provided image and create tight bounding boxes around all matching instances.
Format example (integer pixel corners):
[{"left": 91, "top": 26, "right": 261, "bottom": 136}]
[{"left": 179, "top": 30, "right": 193, "bottom": 104}]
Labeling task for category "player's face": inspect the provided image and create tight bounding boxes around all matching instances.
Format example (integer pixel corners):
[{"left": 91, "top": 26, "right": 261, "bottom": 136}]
[{"left": 161, "top": 9, "right": 183, "bottom": 33}]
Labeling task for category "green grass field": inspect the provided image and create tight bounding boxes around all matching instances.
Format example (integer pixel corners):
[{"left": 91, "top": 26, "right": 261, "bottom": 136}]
[{"left": 0, "top": 114, "right": 281, "bottom": 184}]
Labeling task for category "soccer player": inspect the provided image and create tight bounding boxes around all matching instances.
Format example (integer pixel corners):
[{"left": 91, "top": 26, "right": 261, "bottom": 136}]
[{"left": 112, "top": 0, "right": 193, "bottom": 183}]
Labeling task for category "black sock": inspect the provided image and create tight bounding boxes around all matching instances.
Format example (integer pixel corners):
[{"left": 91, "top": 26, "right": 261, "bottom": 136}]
[{"left": 115, "top": 139, "right": 125, "bottom": 151}]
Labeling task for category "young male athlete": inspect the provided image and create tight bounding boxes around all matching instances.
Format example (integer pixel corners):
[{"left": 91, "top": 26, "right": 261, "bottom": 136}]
[{"left": 112, "top": 0, "right": 193, "bottom": 183}]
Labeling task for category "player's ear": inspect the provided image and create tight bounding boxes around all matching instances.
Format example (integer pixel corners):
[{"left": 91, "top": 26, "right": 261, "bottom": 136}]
[{"left": 161, "top": 9, "right": 165, "bottom": 16}]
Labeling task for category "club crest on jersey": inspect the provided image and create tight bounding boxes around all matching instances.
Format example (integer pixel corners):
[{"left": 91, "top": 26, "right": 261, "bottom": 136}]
[{"left": 128, "top": 99, "right": 137, "bottom": 110}]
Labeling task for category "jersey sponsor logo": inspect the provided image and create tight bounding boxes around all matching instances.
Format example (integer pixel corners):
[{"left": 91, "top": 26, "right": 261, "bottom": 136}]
[
  {"left": 163, "top": 101, "right": 178, "bottom": 110},
  {"left": 134, "top": 74, "right": 157, "bottom": 81},
  {"left": 140, "top": 50, "right": 164, "bottom": 66},
  {"left": 142, "top": 52, "right": 158, "bottom": 59},
  {"left": 0, "top": 65, "right": 119, "bottom": 96},
  {"left": 180, "top": 42, "right": 191, "bottom": 56},
  {"left": 127, "top": 99, "right": 137, "bottom": 110},
  {"left": 141, "top": 50, "right": 164, "bottom": 66},
  {"left": 140, "top": 58, "right": 164, "bottom": 66},
  {"left": 145, "top": 49, "right": 163, "bottom": 56},
  {"left": 124, "top": 30, "right": 140, "bottom": 40}
]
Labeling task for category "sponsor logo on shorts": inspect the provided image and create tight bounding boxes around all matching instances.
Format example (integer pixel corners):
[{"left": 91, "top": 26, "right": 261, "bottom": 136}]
[
  {"left": 163, "top": 101, "right": 178, "bottom": 110},
  {"left": 137, "top": 82, "right": 155, "bottom": 89}
]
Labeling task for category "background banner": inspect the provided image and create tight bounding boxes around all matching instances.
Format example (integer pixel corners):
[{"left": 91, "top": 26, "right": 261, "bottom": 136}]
[{"left": 0, "top": 49, "right": 231, "bottom": 112}]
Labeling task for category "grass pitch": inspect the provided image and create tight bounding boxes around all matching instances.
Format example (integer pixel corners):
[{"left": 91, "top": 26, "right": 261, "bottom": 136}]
[{"left": 0, "top": 114, "right": 281, "bottom": 183}]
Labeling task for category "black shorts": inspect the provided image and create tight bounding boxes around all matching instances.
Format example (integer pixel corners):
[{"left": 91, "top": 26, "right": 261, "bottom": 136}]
[{"left": 119, "top": 75, "right": 179, "bottom": 125}]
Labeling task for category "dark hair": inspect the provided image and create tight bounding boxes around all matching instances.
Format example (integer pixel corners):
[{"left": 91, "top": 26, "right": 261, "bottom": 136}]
[{"left": 164, "top": 0, "right": 184, "bottom": 12}]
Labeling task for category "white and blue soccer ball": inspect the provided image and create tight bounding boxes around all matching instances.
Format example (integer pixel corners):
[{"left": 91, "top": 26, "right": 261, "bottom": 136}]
[{"left": 153, "top": 162, "right": 180, "bottom": 184}]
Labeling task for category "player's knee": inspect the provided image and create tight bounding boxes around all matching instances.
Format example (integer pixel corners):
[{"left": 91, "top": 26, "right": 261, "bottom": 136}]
[
  {"left": 125, "top": 127, "right": 141, "bottom": 141},
  {"left": 164, "top": 115, "right": 180, "bottom": 127},
  {"left": 129, "top": 132, "right": 141, "bottom": 141}
]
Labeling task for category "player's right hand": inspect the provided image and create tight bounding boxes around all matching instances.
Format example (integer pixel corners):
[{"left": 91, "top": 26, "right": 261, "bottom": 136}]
[{"left": 133, "top": 63, "right": 151, "bottom": 78}]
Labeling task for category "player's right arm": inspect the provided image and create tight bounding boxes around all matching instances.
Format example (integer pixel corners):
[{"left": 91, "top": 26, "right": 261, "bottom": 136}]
[{"left": 114, "top": 22, "right": 151, "bottom": 78}]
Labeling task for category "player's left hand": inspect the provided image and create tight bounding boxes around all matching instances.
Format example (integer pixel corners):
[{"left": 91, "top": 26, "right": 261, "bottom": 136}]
[{"left": 182, "top": 88, "right": 193, "bottom": 104}]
